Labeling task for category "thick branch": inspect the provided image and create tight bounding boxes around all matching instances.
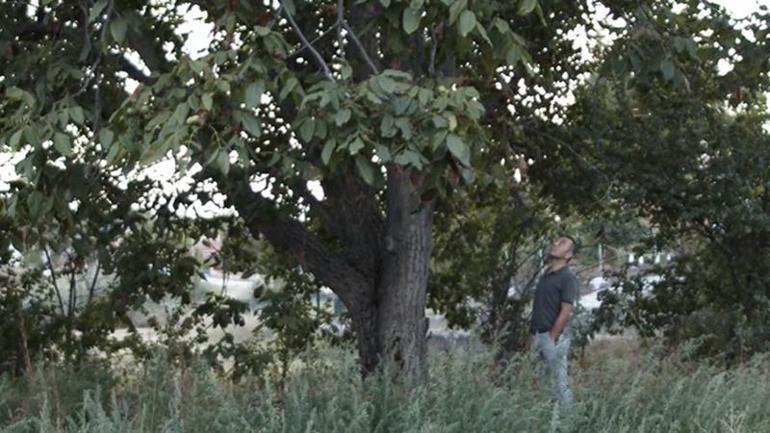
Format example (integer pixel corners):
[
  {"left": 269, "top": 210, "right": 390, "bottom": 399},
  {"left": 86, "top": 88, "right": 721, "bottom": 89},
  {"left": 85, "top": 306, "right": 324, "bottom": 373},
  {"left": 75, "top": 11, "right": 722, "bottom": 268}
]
[
  {"left": 124, "top": 10, "right": 172, "bottom": 74},
  {"left": 321, "top": 173, "right": 385, "bottom": 280},
  {"left": 219, "top": 176, "right": 374, "bottom": 307}
]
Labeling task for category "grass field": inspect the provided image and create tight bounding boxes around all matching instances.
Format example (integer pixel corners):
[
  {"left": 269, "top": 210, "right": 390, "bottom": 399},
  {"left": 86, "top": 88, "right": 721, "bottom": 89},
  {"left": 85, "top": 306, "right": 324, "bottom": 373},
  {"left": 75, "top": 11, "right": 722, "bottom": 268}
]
[{"left": 2, "top": 337, "right": 769, "bottom": 433}]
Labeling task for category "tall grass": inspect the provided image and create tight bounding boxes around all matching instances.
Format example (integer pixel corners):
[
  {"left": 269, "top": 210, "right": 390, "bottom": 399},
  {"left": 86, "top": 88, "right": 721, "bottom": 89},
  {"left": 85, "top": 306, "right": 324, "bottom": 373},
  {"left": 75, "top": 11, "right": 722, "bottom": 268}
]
[{"left": 2, "top": 341, "right": 769, "bottom": 433}]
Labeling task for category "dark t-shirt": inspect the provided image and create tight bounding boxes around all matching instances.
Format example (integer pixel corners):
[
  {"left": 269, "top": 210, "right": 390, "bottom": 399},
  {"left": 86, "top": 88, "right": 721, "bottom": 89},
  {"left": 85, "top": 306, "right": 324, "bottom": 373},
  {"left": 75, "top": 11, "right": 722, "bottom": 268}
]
[{"left": 530, "top": 266, "right": 579, "bottom": 334}]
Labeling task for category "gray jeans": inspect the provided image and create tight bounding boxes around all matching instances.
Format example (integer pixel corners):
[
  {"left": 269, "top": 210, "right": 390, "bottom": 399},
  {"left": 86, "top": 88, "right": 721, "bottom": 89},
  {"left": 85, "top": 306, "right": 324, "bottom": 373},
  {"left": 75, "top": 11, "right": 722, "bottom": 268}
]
[{"left": 532, "top": 331, "right": 573, "bottom": 404}]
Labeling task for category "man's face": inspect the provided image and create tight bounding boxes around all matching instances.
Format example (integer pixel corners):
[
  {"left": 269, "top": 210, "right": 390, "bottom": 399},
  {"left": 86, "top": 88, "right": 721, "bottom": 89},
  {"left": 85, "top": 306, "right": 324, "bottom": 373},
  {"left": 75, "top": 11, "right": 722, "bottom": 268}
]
[{"left": 549, "top": 237, "right": 574, "bottom": 260}]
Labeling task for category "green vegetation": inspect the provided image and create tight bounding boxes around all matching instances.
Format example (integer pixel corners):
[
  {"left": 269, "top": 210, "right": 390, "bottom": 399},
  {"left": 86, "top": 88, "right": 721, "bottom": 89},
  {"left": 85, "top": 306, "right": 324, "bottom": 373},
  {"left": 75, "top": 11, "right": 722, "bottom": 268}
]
[{"left": 2, "top": 342, "right": 769, "bottom": 433}]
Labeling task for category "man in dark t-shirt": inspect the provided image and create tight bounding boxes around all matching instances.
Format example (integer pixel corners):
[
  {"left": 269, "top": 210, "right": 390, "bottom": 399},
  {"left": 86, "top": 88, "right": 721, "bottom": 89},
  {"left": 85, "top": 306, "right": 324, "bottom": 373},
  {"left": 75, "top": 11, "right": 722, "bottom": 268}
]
[{"left": 530, "top": 235, "right": 579, "bottom": 404}]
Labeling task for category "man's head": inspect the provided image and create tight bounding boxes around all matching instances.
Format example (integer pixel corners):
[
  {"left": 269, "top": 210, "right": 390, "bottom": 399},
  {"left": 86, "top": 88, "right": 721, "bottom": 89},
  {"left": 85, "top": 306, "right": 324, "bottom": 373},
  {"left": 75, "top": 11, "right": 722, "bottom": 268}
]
[{"left": 549, "top": 235, "right": 577, "bottom": 262}]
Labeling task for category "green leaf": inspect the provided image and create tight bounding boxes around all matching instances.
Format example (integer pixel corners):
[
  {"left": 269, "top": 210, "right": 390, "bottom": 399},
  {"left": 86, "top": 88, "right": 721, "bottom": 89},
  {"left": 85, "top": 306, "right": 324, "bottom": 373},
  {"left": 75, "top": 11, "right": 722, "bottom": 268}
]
[
  {"left": 432, "top": 115, "right": 448, "bottom": 128},
  {"left": 23, "top": 127, "right": 40, "bottom": 147},
  {"left": 216, "top": 150, "right": 230, "bottom": 175},
  {"left": 460, "top": 166, "right": 475, "bottom": 183},
  {"left": 27, "top": 190, "right": 45, "bottom": 220},
  {"left": 447, "top": 113, "right": 458, "bottom": 131},
  {"left": 106, "top": 142, "right": 121, "bottom": 163},
  {"left": 216, "top": 80, "right": 232, "bottom": 94},
  {"left": 202, "top": 93, "right": 214, "bottom": 111},
  {"left": 89, "top": 0, "right": 108, "bottom": 22},
  {"left": 381, "top": 114, "right": 396, "bottom": 136},
  {"left": 375, "top": 144, "right": 392, "bottom": 162},
  {"left": 69, "top": 106, "right": 86, "bottom": 125},
  {"left": 476, "top": 22, "right": 492, "bottom": 45},
  {"left": 364, "top": 89, "right": 383, "bottom": 104},
  {"left": 432, "top": 130, "right": 448, "bottom": 151},
  {"left": 299, "top": 118, "right": 315, "bottom": 142},
  {"left": 341, "top": 64, "right": 353, "bottom": 79},
  {"left": 493, "top": 17, "right": 511, "bottom": 33},
  {"left": 321, "top": 140, "right": 336, "bottom": 165},
  {"left": 245, "top": 81, "right": 262, "bottom": 108},
  {"left": 447, "top": 134, "right": 470, "bottom": 166},
  {"left": 9, "top": 129, "right": 24, "bottom": 148},
  {"left": 334, "top": 108, "right": 352, "bottom": 126},
  {"left": 5, "top": 87, "right": 35, "bottom": 106},
  {"left": 110, "top": 17, "right": 128, "bottom": 44},
  {"left": 241, "top": 114, "right": 262, "bottom": 137},
  {"left": 459, "top": 10, "right": 476, "bottom": 37},
  {"left": 53, "top": 132, "right": 72, "bottom": 156},
  {"left": 349, "top": 137, "right": 365, "bottom": 155},
  {"left": 315, "top": 120, "right": 328, "bottom": 139},
  {"left": 147, "top": 111, "right": 171, "bottom": 130},
  {"left": 5, "top": 87, "right": 23, "bottom": 100},
  {"left": 169, "top": 103, "right": 189, "bottom": 125},
  {"left": 394, "top": 149, "right": 425, "bottom": 169},
  {"left": 394, "top": 96, "right": 412, "bottom": 114},
  {"left": 189, "top": 59, "right": 206, "bottom": 75},
  {"left": 403, "top": 7, "right": 421, "bottom": 34},
  {"left": 506, "top": 45, "right": 523, "bottom": 65},
  {"left": 449, "top": 0, "right": 468, "bottom": 25},
  {"left": 518, "top": 0, "right": 538, "bottom": 15},
  {"left": 280, "top": 77, "right": 299, "bottom": 100},
  {"left": 685, "top": 38, "right": 698, "bottom": 59},
  {"left": 660, "top": 58, "right": 675, "bottom": 80},
  {"left": 395, "top": 118, "right": 413, "bottom": 139},
  {"left": 378, "top": 76, "right": 396, "bottom": 94},
  {"left": 355, "top": 156, "right": 377, "bottom": 185},
  {"left": 99, "top": 128, "right": 114, "bottom": 149},
  {"left": 379, "top": 0, "right": 391, "bottom": 6}
]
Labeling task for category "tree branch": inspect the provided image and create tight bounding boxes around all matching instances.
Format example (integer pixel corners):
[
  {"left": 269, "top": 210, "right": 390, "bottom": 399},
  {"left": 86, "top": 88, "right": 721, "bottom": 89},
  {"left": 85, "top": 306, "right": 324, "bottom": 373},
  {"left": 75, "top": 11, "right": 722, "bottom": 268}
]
[
  {"left": 68, "top": 254, "right": 77, "bottom": 320},
  {"left": 123, "top": 10, "right": 172, "bottom": 74},
  {"left": 281, "top": 3, "right": 335, "bottom": 81},
  {"left": 221, "top": 178, "right": 374, "bottom": 306},
  {"left": 43, "top": 247, "right": 66, "bottom": 316},
  {"left": 428, "top": 24, "right": 440, "bottom": 77},
  {"left": 343, "top": 20, "right": 379, "bottom": 75},
  {"left": 321, "top": 173, "right": 384, "bottom": 279},
  {"left": 87, "top": 260, "right": 101, "bottom": 304},
  {"left": 337, "top": 0, "right": 345, "bottom": 59},
  {"left": 287, "top": 24, "right": 337, "bottom": 59}
]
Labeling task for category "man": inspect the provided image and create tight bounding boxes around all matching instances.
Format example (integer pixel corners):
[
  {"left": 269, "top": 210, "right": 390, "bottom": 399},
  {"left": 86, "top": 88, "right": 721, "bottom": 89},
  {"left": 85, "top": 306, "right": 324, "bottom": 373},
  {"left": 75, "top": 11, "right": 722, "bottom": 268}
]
[{"left": 530, "top": 235, "right": 580, "bottom": 404}]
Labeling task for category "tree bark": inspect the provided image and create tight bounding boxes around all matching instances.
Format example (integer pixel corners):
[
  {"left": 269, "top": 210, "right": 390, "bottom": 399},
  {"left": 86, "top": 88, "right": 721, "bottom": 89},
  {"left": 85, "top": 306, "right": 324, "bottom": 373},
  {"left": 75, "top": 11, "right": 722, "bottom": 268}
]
[
  {"left": 376, "top": 164, "right": 433, "bottom": 380},
  {"left": 342, "top": 165, "right": 433, "bottom": 380}
]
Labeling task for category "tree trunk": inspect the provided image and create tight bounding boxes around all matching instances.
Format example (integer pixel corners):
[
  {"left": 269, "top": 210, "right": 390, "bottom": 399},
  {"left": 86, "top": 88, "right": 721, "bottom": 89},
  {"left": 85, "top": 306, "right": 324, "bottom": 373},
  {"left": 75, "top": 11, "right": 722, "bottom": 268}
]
[
  {"left": 379, "top": 165, "right": 433, "bottom": 379},
  {"left": 349, "top": 301, "right": 381, "bottom": 375},
  {"left": 344, "top": 165, "right": 433, "bottom": 380},
  {"left": 226, "top": 164, "right": 433, "bottom": 381}
]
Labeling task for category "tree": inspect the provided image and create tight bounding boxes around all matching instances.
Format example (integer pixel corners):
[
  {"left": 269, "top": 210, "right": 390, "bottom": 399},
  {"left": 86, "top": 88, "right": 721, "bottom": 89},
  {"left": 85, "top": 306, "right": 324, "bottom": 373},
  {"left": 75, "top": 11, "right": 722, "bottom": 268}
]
[
  {"left": 2, "top": 0, "right": 701, "bottom": 378},
  {"left": 0, "top": 160, "right": 206, "bottom": 374},
  {"left": 543, "top": 1, "right": 770, "bottom": 361},
  {"left": 430, "top": 178, "right": 554, "bottom": 353}
]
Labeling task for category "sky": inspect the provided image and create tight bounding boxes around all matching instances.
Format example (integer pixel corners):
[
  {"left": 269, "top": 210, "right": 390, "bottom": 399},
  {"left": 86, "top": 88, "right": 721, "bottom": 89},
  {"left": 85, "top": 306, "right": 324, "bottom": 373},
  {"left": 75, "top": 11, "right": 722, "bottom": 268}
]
[{"left": 714, "top": 0, "right": 767, "bottom": 17}]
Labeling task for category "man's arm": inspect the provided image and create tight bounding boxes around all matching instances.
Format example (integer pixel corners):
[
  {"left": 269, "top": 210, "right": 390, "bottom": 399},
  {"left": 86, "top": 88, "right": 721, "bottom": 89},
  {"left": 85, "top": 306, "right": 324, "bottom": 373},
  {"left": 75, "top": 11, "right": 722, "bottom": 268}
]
[{"left": 549, "top": 302, "right": 573, "bottom": 342}]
